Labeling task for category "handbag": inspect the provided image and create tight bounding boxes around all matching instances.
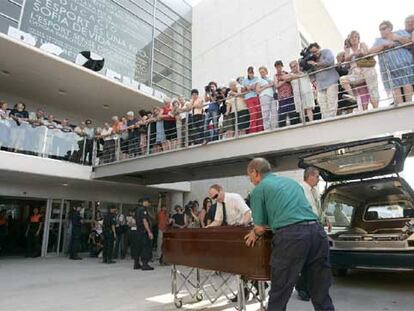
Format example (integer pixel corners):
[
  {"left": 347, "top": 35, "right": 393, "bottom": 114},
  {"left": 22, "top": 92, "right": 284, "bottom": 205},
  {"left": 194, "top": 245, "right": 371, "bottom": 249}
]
[{"left": 356, "top": 56, "right": 376, "bottom": 68}]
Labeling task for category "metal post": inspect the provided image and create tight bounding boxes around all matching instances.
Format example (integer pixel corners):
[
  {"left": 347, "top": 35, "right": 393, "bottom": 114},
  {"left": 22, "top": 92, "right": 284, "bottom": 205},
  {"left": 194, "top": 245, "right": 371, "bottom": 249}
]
[
  {"left": 149, "top": 0, "right": 157, "bottom": 87},
  {"left": 383, "top": 53, "right": 396, "bottom": 106},
  {"left": 258, "top": 281, "right": 266, "bottom": 310},
  {"left": 41, "top": 198, "right": 52, "bottom": 257},
  {"left": 298, "top": 75, "right": 306, "bottom": 125},
  {"left": 234, "top": 96, "right": 239, "bottom": 138},
  {"left": 41, "top": 127, "right": 48, "bottom": 158},
  {"left": 115, "top": 137, "right": 120, "bottom": 161},
  {"left": 196, "top": 268, "right": 201, "bottom": 295},
  {"left": 17, "top": 0, "right": 27, "bottom": 30},
  {"left": 56, "top": 199, "right": 64, "bottom": 256},
  {"left": 238, "top": 276, "right": 246, "bottom": 311},
  {"left": 146, "top": 123, "right": 151, "bottom": 155},
  {"left": 81, "top": 137, "right": 87, "bottom": 165},
  {"left": 185, "top": 111, "right": 189, "bottom": 147},
  {"left": 92, "top": 139, "right": 97, "bottom": 166}
]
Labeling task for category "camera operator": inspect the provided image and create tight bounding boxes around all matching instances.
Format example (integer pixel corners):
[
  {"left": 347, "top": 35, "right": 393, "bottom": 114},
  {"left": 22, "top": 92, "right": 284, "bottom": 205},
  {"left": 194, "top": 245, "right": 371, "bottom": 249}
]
[
  {"left": 204, "top": 82, "right": 220, "bottom": 143},
  {"left": 306, "top": 43, "right": 339, "bottom": 119}
]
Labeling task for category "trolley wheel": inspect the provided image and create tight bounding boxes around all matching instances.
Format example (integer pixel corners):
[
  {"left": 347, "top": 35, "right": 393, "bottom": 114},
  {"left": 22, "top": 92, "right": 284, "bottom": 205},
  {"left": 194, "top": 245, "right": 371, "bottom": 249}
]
[
  {"left": 196, "top": 293, "right": 203, "bottom": 302},
  {"left": 174, "top": 299, "right": 183, "bottom": 308}
]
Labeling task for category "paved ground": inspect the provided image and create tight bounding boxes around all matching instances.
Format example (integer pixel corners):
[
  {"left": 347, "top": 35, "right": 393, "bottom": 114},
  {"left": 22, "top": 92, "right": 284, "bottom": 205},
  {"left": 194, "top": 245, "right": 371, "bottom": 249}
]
[{"left": 1, "top": 257, "right": 414, "bottom": 311}]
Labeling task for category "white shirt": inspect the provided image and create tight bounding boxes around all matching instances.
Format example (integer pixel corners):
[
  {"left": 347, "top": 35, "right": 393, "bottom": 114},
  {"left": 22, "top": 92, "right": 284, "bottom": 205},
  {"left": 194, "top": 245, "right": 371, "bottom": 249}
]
[
  {"left": 214, "top": 192, "right": 251, "bottom": 225},
  {"left": 301, "top": 181, "right": 326, "bottom": 223},
  {"left": 101, "top": 127, "right": 113, "bottom": 141}
]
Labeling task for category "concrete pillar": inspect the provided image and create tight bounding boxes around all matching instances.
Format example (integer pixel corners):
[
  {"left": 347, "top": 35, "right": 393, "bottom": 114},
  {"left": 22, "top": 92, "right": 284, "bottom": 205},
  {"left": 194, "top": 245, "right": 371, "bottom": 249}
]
[{"left": 166, "top": 191, "right": 184, "bottom": 212}]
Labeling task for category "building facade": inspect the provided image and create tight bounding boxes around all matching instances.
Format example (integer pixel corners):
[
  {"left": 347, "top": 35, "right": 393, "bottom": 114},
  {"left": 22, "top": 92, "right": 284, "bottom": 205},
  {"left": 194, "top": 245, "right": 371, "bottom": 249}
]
[
  {"left": 0, "top": 0, "right": 192, "bottom": 98},
  {"left": 191, "top": 0, "right": 343, "bottom": 90}
]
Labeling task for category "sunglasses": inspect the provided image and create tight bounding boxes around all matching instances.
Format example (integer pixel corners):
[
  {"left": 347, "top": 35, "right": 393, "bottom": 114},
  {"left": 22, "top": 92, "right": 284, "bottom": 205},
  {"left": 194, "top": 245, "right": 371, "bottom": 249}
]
[
  {"left": 379, "top": 27, "right": 388, "bottom": 31},
  {"left": 211, "top": 193, "right": 219, "bottom": 200}
]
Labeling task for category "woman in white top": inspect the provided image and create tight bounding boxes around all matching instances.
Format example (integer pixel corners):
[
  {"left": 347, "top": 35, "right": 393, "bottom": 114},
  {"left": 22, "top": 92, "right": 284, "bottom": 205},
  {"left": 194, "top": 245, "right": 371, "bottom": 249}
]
[
  {"left": 226, "top": 80, "right": 250, "bottom": 136},
  {"left": 0, "top": 101, "right": 10, "bottom": 149},
  {"left": 340, "top": 31, "right": 380, "bottom": 109},
  {"left": 178, "top": 96, "right": 189, "bottom": 147},
  {"left": 288, "top": 60, "right": 315, "bottom": 121},
  {"left": 99, "top": 122, "right": 114, "bottom": 163}
]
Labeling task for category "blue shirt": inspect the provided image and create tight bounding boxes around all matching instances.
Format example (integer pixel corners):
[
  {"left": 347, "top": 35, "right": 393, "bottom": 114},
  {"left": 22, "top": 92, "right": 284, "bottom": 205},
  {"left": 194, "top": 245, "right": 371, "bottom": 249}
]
[
  {"left": 208, "top": 101, "right": 220, "bottom": 112},
  {"left": 250, "top": 173, "right": 318, "bottom": 230},
  {"left": 242, "top": 77, "right": 259, "bottom": 99},
  {"left": 312, "top": 49, "right": 339, "bottom": 90},
  {"left": 258, "top": 77, "right": 274, "bottom": 98}
]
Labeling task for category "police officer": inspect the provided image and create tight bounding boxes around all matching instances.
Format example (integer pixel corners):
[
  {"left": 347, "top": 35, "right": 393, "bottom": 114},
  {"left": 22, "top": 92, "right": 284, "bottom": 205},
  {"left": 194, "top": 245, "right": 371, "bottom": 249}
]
[
  {"left": 245, "top": 158, "right": 334, "bottom": 311},
  {"left": 102, "top": 205, "right": 117, "bottom": 264},
  {"left": 68, "top": 206, "right": 83, "bottom": 260},
  {"left": 25, "top": 207, "right": 42, "bottom": 258},
  {"left": 134, "top": 198, "right": 154, "bottom": 271}
]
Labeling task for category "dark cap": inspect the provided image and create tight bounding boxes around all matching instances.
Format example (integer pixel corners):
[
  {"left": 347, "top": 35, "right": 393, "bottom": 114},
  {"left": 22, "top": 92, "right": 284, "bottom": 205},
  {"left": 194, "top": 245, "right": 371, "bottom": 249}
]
[{"left": 274, "top": 60, "right": 283, "bottom": 67}]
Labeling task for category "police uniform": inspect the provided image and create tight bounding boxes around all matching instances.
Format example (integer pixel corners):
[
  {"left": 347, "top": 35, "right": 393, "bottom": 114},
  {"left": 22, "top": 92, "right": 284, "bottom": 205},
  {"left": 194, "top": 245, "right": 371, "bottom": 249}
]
[
  {"left": 134, "top": 206, "right": 153, "bottom": 270},
  {"left": 26, "top": 212, "right": 42, "bottom": 257},
  {"left": 68, "top": 209, "right": 82, "bottom": 260},
  {"left": 102, "top": 211, "right": 116, "bottom": 263}
]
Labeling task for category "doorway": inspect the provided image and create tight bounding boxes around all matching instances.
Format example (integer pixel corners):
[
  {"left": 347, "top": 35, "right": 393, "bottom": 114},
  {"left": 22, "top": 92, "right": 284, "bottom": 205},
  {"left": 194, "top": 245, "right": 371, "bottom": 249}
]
[{"left": 0, "top": 197, "right": 47, "bottom": 257}]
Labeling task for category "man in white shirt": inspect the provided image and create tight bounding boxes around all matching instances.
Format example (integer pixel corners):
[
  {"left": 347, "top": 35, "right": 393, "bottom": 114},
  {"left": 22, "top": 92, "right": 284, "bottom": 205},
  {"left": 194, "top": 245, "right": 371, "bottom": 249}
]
[
  {"left": 300, "top": 167, "right": 331, "bottom": 230},
  {"left": 206, "top": 184, "right": 251, "bottom": 227},
  {"left": 296, "top": 166, "right": 331, "bottom": 302}
]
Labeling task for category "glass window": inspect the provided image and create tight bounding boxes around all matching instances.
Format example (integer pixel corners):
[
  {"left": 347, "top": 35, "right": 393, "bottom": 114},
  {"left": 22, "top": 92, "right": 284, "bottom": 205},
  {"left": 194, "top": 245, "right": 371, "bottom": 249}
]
[
  {"left": 364, "top": 202, "right": 414, "bottom": 220},
  {"left": 324, "top": 198, "right": 355, "bottom": 227},
  {"left": 0, "top": 1, "right": 22, "bottom": 21},
  {"left": 0, "top": 15, "right": 18, "bottom": 34},
  {"left": 18, "top": 0, "right": 153, "bottom": 82}
]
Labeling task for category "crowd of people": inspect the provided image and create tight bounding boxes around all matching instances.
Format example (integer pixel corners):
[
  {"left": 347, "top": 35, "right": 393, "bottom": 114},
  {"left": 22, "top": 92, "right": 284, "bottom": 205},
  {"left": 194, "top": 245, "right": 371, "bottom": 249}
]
[{"left": 1, "top": 17, "right": 413, "bottom": 165}]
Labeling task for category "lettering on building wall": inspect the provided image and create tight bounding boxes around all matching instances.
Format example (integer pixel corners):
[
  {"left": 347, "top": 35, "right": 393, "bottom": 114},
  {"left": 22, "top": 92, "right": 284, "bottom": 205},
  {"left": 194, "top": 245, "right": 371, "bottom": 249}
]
[{"left": 21, "top": 0, "right": 152, "bottom": 83}]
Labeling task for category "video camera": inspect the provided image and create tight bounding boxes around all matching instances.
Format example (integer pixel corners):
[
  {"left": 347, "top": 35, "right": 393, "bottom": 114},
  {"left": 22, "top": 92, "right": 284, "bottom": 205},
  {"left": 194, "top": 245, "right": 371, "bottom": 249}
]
[{"left": 299, "top": 47, "right": 317, "bottom": 73}]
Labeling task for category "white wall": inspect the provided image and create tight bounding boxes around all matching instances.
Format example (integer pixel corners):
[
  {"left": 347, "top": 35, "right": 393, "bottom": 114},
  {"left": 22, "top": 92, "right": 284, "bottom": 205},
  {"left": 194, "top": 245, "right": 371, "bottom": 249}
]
[
  {"left": 192, "top": 0, "right": 300, "bottom": 90},
  {"left": 293, "top": 0, "right": 343, "bottom": 52}
]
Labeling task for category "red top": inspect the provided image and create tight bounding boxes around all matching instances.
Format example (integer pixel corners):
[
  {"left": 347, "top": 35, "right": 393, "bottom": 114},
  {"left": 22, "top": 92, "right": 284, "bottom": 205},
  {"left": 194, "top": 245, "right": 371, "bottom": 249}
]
[
  {"left": 30, "top": 214, "right": 42, "bottom": 223},
  {"left": 275, "top": 71, "right": 293, "bottom": 100},
  {"left": 162, "top": 105, "right": 175, "bottom": 121},
  {"left": 157, "top": 210, "right": 170, "bottom": 232}
]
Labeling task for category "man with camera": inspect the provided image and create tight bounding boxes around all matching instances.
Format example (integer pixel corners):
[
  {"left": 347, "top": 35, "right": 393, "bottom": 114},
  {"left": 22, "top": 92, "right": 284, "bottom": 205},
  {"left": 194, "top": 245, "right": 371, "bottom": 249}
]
[
  {"left": 204, "top": 81, "right": 221, "bottom": 143},
  {"left": 305, "top": 43, "right": 339, "bottom": 119}
]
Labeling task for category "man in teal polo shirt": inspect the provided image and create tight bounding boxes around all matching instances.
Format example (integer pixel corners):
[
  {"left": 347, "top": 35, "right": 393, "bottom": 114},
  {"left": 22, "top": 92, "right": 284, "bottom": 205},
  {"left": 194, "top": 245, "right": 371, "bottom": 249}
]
[{"left": 244, "top": 158, "right": 334, "bottom": 311}]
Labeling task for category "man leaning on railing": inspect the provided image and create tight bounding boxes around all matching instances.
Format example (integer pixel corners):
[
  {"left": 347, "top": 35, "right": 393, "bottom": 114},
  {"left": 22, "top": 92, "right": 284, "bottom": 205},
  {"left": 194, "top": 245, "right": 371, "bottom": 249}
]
[{"left": 307, "top": 43, "right": 339, "bottom": 119}]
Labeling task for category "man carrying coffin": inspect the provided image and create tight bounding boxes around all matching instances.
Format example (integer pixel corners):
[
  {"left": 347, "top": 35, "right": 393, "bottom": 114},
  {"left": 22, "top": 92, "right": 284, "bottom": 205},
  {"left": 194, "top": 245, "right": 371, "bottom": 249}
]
[
  {"left": 206, "top": 184, "right": 251, "bottom": 227},
  {"left": 244, "top": 158, "right": 335, "bottom": 311}
]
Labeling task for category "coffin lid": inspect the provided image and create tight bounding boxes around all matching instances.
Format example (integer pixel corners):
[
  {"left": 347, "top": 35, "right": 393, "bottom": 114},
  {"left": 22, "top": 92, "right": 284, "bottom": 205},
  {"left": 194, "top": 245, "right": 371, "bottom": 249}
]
[{"left": 298, "top": 137, "right": 407, "bottom": 182}]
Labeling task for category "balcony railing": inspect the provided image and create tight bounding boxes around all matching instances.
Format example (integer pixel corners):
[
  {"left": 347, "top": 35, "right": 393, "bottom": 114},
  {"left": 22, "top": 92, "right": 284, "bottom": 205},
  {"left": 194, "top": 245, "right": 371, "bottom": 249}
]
[
  {"left": 0, "top": 121, "right": 92, "bottom": 165},
  {"left": 1, "top": 43, "right": 413, "bottom": 167},
  {"left": 94, "top": 43, "right": 414, "bottom": 166}
]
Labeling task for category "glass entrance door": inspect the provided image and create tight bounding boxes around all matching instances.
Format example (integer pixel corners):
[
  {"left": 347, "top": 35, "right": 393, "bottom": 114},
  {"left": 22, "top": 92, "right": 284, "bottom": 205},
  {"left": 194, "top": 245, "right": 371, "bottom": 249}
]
[{"left": 44, "top": 199, "right": 65, "bottom": 256}]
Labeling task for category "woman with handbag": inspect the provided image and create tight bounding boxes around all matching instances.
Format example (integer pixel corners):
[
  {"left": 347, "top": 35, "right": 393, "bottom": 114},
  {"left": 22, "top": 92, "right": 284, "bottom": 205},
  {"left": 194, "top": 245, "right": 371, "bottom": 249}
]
[{"left": 339, "top": 31, "right": 380, "bottom": 110}]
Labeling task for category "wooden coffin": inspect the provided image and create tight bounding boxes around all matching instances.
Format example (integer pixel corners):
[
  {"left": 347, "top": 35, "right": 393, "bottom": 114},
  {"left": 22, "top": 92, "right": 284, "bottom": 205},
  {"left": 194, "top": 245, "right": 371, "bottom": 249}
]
[{"left": 162, "top": 226, "right": 272, "bottom": 280}]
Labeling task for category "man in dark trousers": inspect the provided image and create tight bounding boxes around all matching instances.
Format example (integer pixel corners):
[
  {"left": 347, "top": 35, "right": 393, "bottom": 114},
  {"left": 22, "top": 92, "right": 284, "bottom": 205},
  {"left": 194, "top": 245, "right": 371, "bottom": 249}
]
[
  {"left": 244, "top": 158, "right": 334, "bottom": 311},
  {"left": 102, "top": 205, "right": 117, "bottom": 264},
  {"left": 68, "top": 206, "right": 83, "bottom": 260},
  {"left": 134, "top": 198, "right": 154, "bottom": 271}
]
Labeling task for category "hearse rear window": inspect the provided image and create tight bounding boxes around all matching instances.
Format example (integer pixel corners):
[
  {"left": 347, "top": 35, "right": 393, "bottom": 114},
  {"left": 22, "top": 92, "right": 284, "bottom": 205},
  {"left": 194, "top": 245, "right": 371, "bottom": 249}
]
[{"left": 364, "top": 202, "right": 414, "bottom": 221}]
